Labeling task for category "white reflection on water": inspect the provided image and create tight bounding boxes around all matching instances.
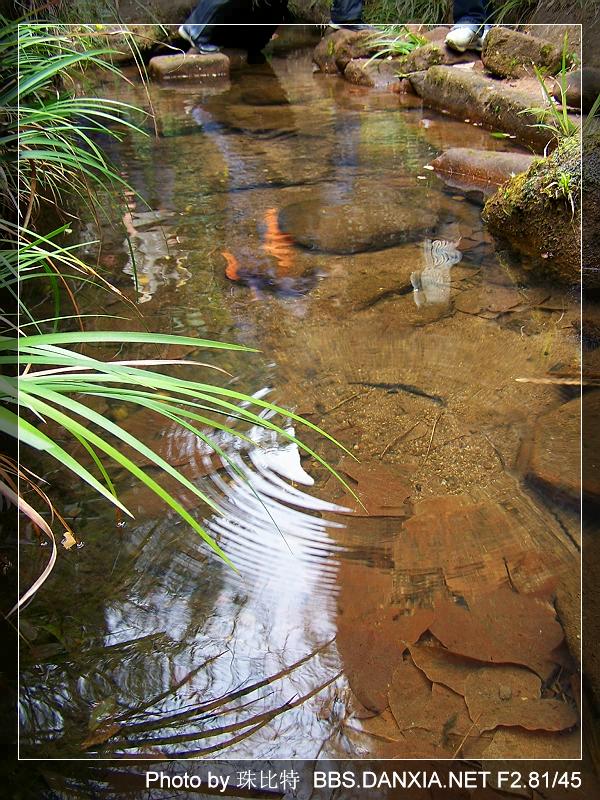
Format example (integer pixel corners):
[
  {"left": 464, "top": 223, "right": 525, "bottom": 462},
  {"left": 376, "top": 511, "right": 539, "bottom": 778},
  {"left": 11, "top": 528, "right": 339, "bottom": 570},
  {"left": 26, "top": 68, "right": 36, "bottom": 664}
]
[
  {"left": 411, "top": 237, "right": 462, "bottom": 307},
  {"left": 94, "top": 390, "right": 355, "bottom": 758}
]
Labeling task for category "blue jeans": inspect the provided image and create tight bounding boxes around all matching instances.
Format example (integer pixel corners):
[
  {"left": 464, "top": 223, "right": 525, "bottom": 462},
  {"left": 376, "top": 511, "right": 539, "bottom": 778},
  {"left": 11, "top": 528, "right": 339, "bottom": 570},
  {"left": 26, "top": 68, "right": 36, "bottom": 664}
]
[
  {"left": 331, "top": 0, "right": 490, "bottom": 25},
  {"left": 183, "top": 0, "right": 288, "bottom": 46},
  {"left": 452, "top": 0, "right": 491, "bottom": 25},
  {"left": 330, "top": 0, "right": 364, "bottom": 23}
]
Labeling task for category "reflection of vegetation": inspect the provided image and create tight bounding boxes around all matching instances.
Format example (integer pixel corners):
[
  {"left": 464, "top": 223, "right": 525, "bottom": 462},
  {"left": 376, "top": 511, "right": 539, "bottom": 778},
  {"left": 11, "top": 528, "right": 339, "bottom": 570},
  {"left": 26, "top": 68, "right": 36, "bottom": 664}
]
[
  {"left": 2, "top": 18, "right": 353, "bottom": 609},
  {"left": 79, "top": 641, "right": 340, "bottom": 756}
]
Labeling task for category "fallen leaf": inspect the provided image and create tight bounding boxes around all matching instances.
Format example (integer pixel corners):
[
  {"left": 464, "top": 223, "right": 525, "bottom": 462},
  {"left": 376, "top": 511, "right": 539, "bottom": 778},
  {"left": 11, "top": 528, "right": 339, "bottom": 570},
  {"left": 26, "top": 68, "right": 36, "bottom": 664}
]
[
  {"left": 337, "top": 605, "right": 435, "bottom": 712},
  {"left": 388, "top": 660, "right": 432, "bottom": 729},
  {"left": 388, "top": 661, "right": 477, "bottom": 741},
  {"left": 409, "top": 642, "right": 480, "bottom": 696},
  {"left": 429, "top": 587, "right": 564, "bottom": 680},
  {"left": 61, "top": 530, "right": 77, "bottom": 549},
  {"left": 504, "top": 550, "right": 562, "bottom": 598},
  {"left": 454, "top": 286, "right": 523, "bottom": 316},
  {"left": 395, "top": 496, "right": 537, "bottom": 604},
  {"left": 481, "top": 725, "right": 581, "bottom": 759},
  {"left": 464, "top": 665, "right": 577, "bottom": 733}
]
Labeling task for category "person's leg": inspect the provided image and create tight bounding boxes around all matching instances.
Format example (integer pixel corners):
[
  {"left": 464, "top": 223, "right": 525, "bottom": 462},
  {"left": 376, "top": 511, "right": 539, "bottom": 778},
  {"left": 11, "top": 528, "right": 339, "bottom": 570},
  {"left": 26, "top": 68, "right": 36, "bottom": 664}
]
[
  {"left": 179, "top": 0, "right": 233, "bottom": 52},
  {"left": 330, "top": 0, "right": 364, "bottom": 23},
  {"left": 446, "top": 0, "right": 492, "bottom": 52},
  {"left": 452, "top": 0, "right": 491, "bottom": 25},
  {"left": 329, "top": 0, "right": 375, "bottom": 29}
]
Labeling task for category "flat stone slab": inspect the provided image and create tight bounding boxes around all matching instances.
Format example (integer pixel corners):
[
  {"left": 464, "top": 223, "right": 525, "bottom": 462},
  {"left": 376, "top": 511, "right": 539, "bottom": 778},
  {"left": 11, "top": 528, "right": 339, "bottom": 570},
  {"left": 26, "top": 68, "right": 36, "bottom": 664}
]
[
  {"left": 431, "top": 148, "right": 535, "bottom": 187},
  {"left": 409, "top": 65, "right": 559, "bottom": 149},
  {"left": 278, "top": 189, "right": 437, "bottom": 254},
  {"left": 149, "top": 52, "right": 230, "bottom": 80}
]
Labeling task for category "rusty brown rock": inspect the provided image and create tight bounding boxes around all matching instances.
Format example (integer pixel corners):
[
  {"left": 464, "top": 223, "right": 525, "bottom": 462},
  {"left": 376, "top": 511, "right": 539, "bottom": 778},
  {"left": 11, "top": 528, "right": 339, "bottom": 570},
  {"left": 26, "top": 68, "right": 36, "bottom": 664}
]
[
  {"left": 431, "top": 148, "right": 535, "bottom": 187},
  {"left": 278, "top": 188, "right": 436, "bottom": 254}
]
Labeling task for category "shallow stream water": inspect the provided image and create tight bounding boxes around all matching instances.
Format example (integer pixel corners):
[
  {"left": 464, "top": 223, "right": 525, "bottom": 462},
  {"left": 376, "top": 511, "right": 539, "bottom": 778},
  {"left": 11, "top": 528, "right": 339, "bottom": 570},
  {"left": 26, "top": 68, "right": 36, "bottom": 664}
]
[{"left": 20, "top": 29, "right": 581, "bottom": 761}]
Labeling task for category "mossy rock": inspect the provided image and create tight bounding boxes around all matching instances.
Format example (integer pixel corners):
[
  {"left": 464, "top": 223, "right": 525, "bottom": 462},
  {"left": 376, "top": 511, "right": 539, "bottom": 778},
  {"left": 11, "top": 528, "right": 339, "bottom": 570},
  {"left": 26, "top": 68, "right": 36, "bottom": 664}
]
[
  {"left": 396, "top": 42, "right": 444, "bottom": 74},
  {"left": 332, "top": 29, "right": 379, "bottom": 72},
  {"left": 482, "top": 135, "right": 581, "bottom": 285},
  {"left": 408, "top": 65, "right": 559, "bottom": 150},
  {"left": 482, "top": 27, "right": 563, "bottom": 79}
]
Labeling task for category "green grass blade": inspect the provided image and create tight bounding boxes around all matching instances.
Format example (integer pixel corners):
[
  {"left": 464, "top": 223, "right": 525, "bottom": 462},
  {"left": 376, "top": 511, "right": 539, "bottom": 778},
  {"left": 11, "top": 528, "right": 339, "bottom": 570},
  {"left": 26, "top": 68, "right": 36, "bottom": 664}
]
[{"left": 22, "top": 393, "right": 233, "bottom": 566}]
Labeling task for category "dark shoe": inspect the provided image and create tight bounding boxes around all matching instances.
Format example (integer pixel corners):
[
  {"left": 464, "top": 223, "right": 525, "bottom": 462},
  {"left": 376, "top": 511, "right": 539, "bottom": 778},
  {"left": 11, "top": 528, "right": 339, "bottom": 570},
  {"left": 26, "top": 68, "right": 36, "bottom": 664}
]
[
  {"left": 178, "top": 25, "right": 220, "bottom": 54},
  {"left": 328, "top": 21, "right": 377, "bottom": 32}
]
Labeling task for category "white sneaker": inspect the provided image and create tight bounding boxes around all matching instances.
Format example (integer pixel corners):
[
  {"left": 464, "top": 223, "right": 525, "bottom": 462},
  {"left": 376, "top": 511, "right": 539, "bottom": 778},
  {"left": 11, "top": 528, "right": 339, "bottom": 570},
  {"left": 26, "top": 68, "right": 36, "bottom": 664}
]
[{"left": 445, "top": 24, "right": 485, "bottom": 53}]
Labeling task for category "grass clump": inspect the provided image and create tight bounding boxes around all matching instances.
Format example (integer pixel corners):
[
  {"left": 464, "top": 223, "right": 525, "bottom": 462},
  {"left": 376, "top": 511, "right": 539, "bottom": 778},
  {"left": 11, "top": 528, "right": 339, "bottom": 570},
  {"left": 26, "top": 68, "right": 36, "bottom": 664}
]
[
  {"left": 521, "top": 34, "right": 578, "bottom": 145},
  {"left": 366, "top": 24, "right": 428, "bottom": 59}
]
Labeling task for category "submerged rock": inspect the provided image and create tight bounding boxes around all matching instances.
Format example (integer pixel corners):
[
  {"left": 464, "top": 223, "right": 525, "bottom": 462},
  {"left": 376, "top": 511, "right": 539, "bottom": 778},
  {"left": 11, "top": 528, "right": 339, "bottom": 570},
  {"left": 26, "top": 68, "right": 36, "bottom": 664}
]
[
  {"left": 482, "top": 27, "right": 563, "bottom": 79},
  {"left": 278, "top": 190, "right": 437, "bottom": 254},
  {"left": 524, "top": 393, "right": 600, "bottom": 504},
  {"left": 432, "top": 148, "right": 535, "bottom": 187},
  {"left": 482, "top": 135, "right": 581, "bottom": 284}
]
